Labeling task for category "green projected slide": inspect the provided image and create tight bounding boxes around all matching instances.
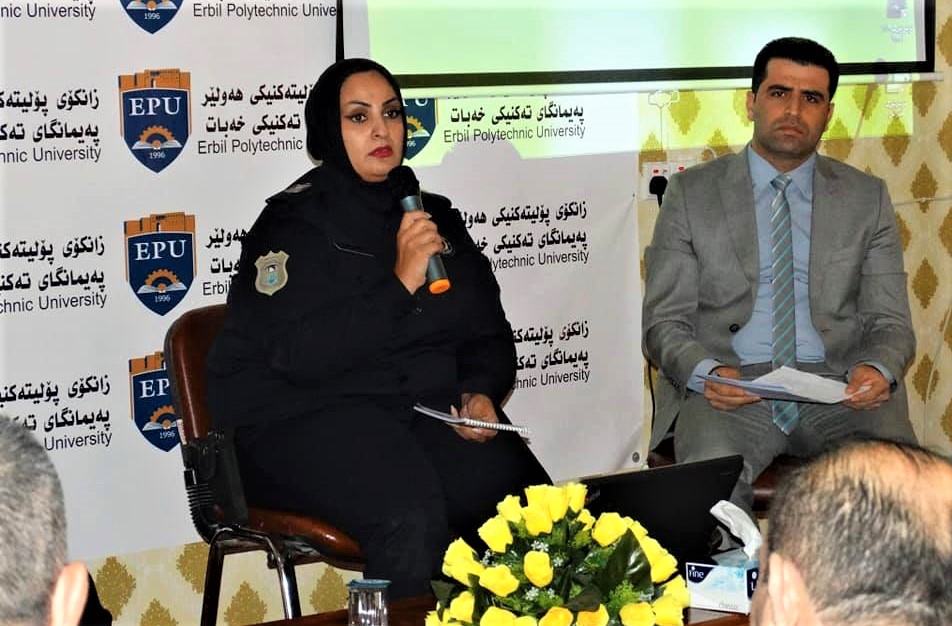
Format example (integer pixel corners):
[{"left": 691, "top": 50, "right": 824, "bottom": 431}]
[{"left": 354, "top": 0, "right": 931, "bottom": 92}]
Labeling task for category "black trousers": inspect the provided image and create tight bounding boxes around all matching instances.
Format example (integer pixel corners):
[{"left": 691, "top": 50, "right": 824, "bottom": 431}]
[{"left": 234, "top": 403, "right": 550, "bottom": 599}]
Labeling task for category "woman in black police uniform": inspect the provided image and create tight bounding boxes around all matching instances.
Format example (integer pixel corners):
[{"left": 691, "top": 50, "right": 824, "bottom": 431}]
[{"left": 206, "top": 58, "right": 550, "bottom": 598}]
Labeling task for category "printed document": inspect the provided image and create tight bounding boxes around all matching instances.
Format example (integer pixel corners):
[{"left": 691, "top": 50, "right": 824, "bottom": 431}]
[{"left": 700, "top": 366, "right": 856, "bottom": 403}]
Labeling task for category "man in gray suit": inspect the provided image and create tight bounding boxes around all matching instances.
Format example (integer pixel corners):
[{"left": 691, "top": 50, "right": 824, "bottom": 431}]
[{"left": 642, "top": 37, "right": 917, "bottom": 519}]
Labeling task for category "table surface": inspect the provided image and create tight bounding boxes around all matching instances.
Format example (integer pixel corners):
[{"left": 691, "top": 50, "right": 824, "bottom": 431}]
[{"left": 257, "top": 595, "right": 749, "bottom": 626}]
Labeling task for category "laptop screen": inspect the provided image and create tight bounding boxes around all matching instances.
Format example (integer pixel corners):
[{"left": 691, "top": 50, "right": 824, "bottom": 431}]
[{"left": 578, "top": 455, "right": 743, "bottom": 565}]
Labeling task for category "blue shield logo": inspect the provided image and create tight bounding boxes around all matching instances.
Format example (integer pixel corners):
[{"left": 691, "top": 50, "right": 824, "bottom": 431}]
[
  {"left": 119, "top": 69, "right": 190, "bottom": 173},
  {"left": 129, "top": 352, "right": 180, "bottom": 452},
  {"left": 125, "top": 212, "right": 195, "bottom": 316},
  {"left": 121, "top": 0, "right": 180, "bottom": 34},
  {"left": 404, "top": 98, "right": 437, "bottom": 160}
]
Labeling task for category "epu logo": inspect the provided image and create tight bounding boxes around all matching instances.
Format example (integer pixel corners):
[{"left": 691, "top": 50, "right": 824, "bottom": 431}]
[
  {"left": 125, "top": 212, "right": 196, "bottom": 316},
  {"left": 404, "top": 98, "right": 437, "bottom": 160},
  {"left": 126, "top": 95, "right": 185, "bottom": 117},
  {"left": 121, "top": 0, "right": 181, "bottom": 35},
  {"left": 137, "top": 375, "right": 170, "bottom": 400},
  {"left": 119, "top": 69, "right": 191, "bottom": 173},
  {"left": 131, "top": 238, "right": 190, "bottom": 262},
  {"left": 129, "top": 352, "right": 180, "bottom": 452}
]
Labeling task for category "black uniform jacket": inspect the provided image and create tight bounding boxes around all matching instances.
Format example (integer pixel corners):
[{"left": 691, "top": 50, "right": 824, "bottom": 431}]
[{"left": 207, "top": 165, "right": 516, "bottom": 430}]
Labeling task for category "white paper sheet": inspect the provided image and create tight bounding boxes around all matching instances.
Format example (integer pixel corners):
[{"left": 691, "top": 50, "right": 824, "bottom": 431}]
[{"left": 700, "top": 366, "right": 855, "bottom": 403}]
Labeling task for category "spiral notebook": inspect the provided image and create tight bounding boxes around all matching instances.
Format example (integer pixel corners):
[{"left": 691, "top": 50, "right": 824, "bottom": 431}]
[{"left": 413, "top": 403, "right": 531, "bottom": 436}]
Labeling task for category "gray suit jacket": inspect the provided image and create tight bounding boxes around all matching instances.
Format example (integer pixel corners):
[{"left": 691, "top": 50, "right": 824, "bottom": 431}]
[{"left": 642, "top": 149, "right": 915, "bottom": 449}]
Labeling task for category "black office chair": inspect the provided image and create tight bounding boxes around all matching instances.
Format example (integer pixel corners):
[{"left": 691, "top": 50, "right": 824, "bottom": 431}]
[{"left": 164, "top": 303, "right": 365, "bottom": 626}]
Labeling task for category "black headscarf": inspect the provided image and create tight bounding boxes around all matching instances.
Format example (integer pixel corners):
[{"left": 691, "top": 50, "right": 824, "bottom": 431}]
[{"left": 305, "top": 58, "right": 407, "bottom": 181}]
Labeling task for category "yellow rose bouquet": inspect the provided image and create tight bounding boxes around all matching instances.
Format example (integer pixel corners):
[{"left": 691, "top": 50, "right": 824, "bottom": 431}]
[{"left": 427, "top": 483, "right": 691, "bottom": 626}]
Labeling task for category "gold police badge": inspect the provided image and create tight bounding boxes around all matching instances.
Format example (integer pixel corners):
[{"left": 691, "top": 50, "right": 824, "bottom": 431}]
[{"left": 254, "top": 250, "right": 289, "bottom": 296}]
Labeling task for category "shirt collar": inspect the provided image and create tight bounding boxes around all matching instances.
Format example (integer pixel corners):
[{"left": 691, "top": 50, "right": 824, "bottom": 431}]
[{"left": 746, "top": 143, "right": 815, "bottom": 202}]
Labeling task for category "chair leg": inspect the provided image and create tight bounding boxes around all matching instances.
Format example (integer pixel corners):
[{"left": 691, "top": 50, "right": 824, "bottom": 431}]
[
  {"left": 201, "top": 533, "right": 228, "bottom": 626},
  {"left": 200, "top": 527, "right": 305, "bottom": 621},
  {"left": 273, "top": 550, "right": 303, "bottom": 619}
]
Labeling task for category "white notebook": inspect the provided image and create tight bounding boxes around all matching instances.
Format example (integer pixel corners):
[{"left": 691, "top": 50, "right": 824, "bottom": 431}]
[{"left": 413, "top": 403, "right": 531, "bottom": 436}]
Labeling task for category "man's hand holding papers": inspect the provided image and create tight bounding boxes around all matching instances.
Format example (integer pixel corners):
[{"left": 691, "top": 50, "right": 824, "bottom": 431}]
[{"left": 701, "top": 366, "right": 865, "bottom": 404}]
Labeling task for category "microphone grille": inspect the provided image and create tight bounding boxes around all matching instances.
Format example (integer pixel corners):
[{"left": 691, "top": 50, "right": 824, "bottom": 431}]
[{"left": 386, "top": 165, "right": 420, "bottom": 199}]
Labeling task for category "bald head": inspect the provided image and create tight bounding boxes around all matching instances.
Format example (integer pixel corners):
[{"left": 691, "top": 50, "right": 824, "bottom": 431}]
[{"left": 765, "top": 440, "right": 952, "bottom": 626}]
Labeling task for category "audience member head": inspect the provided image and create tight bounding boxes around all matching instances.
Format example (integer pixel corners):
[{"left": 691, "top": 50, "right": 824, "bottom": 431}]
[
  {"left": 751, "top": 439, "right": 952, "bottom": 626},
  {"left": 752, "top": 37, "right": 839, "bottom": 99},
  {"left": 0, "top": 415, "right": 88, "bottom": 626}
]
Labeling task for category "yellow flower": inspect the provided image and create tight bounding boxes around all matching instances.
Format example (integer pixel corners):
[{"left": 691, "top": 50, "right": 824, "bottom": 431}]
[
  {"left": 619, "top": 602, "right": 655, "bottom": 626},
  {"left": 523, "top": 550, "right": 553, "bottom": 587},
  {"left": 576, "top": 603, "right": 609, "bottom": 626},
  {"left": 444, "top": 537, "right": 476, "bottom": 567},
  {"left": 522, "top": 503, "right": 553, "bottom": 536},
  {"left": 564, "top": 482, "right": 587, "bottom": 512},
  {"left": 651, "top": 595, "right": 685, "bottom": 626},
  {"left": 480, "top": 606, "right": 518, "bottom": 626},
  {"left": 479, "top": 515, "right": 514, "bottom": 553},
  {"left": 479, "top": 564, "right": 520, "bottom": 597},
  {"left": 576, "top": 508, "right": 595, "bottom": 530},
  {"left": 538, "top": 607, "right": 573, "bottom": 626},
  {"left": 661, "top": 575, "right": 691, "bottom": 608},
  {"left": 449, "top": 591, "right": 475, "bottom": 624},
  {"left": 443, "top": 538, "right": 485, "bottom": 585},
  {"left": 623, "top": 517, "right": 649, "bottom": 540},
  {"left": 592, "top": 512, "right": 627, "bottom": 546},
  {"left": 524, "top": 485, "right": 551, "bottom": 509},
  {"left": 497, "top": 494, "right": 523, "bottom": 523},
  {"left": 638, "top": 536, "right": 679, "bottom": 583},
  {"left": 426, "top": 609, "right": 461, "bottom": 626},
  {"left": 545, "top": 486, "right": 570, "bottom": 522},
  {"left": 437, "top": 483, "right": 689, "bottom": 626}
]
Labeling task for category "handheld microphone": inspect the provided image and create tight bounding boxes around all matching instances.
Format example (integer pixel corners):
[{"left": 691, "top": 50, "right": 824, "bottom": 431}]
[{"left": 387, "top": 165, "right": 451, "bottom": 294}]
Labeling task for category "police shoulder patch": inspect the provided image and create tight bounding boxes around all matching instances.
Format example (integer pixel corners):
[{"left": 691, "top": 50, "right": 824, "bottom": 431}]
[
  {"left": 254, "top": 250, "right": 290, "bottom": 296},
  {"left": 266, "top": 181, "right": 312, "bottom": 205},
  {"left": 284, "top": 182, "right": 311, "bottom": 194}
]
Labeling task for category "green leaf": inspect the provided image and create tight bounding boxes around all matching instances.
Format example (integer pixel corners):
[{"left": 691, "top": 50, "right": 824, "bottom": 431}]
[
  {"left": 473, "top": 585, "right": 493, "bottom": 621},
  {"left": 563, "top": 585, "right": 603, "bottom": 612},
  {"left": 431, "top": 580, "right": 458, "bottom": 607},
  {"left": 594, "top": 530, "right": 636, "bottom": 593},
  {"left": 626, "top": 547, "right": 653, "bottom": 594}
]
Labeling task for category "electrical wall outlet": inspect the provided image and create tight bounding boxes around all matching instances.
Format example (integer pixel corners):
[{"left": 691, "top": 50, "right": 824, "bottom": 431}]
[
  {"left": 640, "top": 160, "right": 695, "bottom": 202},
  {"left": 640, "top": 162, "right": 669, "bottom": 201},
  {"left": 668, "top": 160, "right": 693, "bottom": 176},
  {"left": 638, "top": 161, "right": 668, "bottom": 200}
]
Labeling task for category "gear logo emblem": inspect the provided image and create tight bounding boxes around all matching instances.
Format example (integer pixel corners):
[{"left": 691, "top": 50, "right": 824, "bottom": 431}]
[
  {"left": 125, "top": 212, "right": 196, "bottom": 316},
  {"left": 129, "top": 352, "right": 181, "bottom": 452},
  {"left": 404, "top": 98, "right": 437, "bottom": 160},
  {"left": 119, "top": 68, "right": 191, "bottom": 173},
  {"left": 122, "top": 0, "right": 181, "bottom": 35}
]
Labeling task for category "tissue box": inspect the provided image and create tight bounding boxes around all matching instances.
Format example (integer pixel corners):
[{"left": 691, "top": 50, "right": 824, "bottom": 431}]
[{"left": 685, "top": 548, "right": 759, "bottom": 614}]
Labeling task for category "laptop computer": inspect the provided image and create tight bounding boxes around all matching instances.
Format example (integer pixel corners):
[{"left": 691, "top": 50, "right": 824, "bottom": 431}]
[{"left": 578, "top": 455, "right": 743, "bottom": 565}]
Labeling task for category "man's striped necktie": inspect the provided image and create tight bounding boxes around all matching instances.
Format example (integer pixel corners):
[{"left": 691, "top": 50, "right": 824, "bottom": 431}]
[{"left": 770, "top": 174, "right": 800, "bottom": 434}]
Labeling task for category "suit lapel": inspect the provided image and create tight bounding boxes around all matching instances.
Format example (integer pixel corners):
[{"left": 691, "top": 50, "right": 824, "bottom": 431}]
[
  {"left": 809, "top": 156, "right": 840, "bottom": 298},
  {"left": 719, "top": 152, "right": 759, "bottom": 286}
]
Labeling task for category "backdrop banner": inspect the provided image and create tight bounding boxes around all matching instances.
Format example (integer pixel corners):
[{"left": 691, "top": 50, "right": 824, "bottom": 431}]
[
  {"left": 411, "top": 93, "right": 643, "bottom": 481},
  {"left": 0, "top": 3, "right": 642, "bottom": 560}
]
